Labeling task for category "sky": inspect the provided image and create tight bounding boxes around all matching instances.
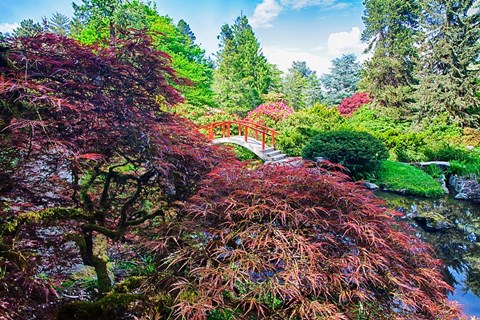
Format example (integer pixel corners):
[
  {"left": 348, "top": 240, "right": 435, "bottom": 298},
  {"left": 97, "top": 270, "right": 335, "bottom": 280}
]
[{"left": 0, "top": 0, "right": 368, "bottom": 76}]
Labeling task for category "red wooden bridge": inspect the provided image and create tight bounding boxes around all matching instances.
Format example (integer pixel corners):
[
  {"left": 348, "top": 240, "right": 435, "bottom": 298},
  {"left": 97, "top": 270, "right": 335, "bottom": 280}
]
[{"left": 198, "top": 120, "right": 287, "bottom": 162}]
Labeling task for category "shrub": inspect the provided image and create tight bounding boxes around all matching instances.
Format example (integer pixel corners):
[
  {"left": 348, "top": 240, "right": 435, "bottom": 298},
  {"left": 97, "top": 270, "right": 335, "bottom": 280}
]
[
  {"left": 244, "top": 101, "right": 294, "bottom": 129},
  {"left": 302, "top": 130, "right": 389, "bottom": 178},
  {"left": 276, "top": 104, "right": 343, "bottom": 156},
  {"left": 155, "top": 162, "right": 462, "bottom": 319},
  {"left": 174, "top": 104, "right": 238, "bottom": 126},
  {"left": 337, "top": 92, "right": 371, "bottom": 116}
]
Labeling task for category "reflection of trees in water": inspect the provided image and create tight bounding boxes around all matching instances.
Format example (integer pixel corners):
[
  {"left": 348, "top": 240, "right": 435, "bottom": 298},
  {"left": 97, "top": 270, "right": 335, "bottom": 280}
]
[{"left": 376, "top": 191, "right": 480, "bottom": 297}]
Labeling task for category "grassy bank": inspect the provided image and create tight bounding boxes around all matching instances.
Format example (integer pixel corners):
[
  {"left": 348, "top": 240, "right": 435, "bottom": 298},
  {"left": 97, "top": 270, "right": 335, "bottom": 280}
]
[{"left": 375, "top": 160, "right": 445, "bottom": 197}]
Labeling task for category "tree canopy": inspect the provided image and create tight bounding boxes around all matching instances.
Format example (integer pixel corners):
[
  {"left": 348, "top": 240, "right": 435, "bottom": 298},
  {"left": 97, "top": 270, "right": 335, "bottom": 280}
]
[
  {"left": 321, "top": 54, "right": 361, "bottom": 106},
  {"left": 213, "top": 15, "right": 274, "bottom": 115}
]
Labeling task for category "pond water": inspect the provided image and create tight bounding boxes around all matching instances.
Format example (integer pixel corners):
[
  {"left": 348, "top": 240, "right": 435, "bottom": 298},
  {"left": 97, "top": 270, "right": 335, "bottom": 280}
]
[{"left": 375, "top": 191, "right": 480, "bottom": 317}]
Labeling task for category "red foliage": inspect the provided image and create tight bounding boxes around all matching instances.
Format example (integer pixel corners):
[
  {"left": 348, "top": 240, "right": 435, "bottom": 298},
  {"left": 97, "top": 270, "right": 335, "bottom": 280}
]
[
  {"left": 157, "top": 161, "right": 462, "bottom": 319},
  {"left": 0, "top": 31, "right": 230, "bottom": 318},
  {"left": 244, "top": 101, "right": 294, "bottom": 128},
  {"left": 338, "top": 92, "right": 371, "bottom": 116}
]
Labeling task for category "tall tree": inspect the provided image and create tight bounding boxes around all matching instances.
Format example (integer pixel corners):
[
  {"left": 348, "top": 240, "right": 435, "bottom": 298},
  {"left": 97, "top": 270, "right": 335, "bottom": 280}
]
[
  {"left": 213, "top": 14, "right": 273, "bottom": 115},
  {"left": 72, "top": 0, "right": 216, "bottom": 107},
  {"left": 0, "top": 31, "right": 226, "bottom": 315},
  {"left": 13, "top": 19, "right": 44, "bottom": 37},
  {"left": 283, "top": 61, "right": 322, "bottom": 110},
  {"left": 361, "top": 0, "right": 421, "bottom": 111},
  {"left": 73, "top": 0, "right": 121, "bottom": 45},
  {"left": 321, "top": 54, "right": 361, "bottom": 106},
  {"left": 45, "top": 12, "right": 71, "bottom": 35},
  {"left": 414, "top": 0, "right": 480, "bottom": 127},
  {"left": 177, "top": 19, "right": 196, "bottom": 44}
]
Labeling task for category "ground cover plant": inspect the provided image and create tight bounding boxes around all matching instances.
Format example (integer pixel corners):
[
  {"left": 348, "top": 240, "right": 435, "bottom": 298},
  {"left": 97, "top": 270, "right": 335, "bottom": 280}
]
[{"left": 375, "top": 161, "right": 446, "bottom": 197}]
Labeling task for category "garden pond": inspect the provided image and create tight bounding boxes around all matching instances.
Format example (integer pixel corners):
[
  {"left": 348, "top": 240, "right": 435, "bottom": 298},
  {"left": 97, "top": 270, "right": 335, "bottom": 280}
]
[{"left": 376, "top": 191, "right": 480, "bottom": 316}]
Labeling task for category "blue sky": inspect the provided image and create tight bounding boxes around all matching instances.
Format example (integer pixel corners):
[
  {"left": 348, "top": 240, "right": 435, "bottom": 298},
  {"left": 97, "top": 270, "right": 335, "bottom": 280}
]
[{"left": 0, "top": 0, "right": 367, "bottom": 75}]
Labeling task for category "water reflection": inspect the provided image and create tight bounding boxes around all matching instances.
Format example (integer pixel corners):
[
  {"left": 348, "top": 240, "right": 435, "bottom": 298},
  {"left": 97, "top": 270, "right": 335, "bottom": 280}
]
[{"left": 375, "top": 191, "right": 480, "bottom": 316}]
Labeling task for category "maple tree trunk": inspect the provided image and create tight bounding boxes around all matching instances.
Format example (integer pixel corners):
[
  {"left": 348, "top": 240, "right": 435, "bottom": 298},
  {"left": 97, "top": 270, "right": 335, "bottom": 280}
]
[{"left": 76, "top": 231, "right": 112, "bottom": 296}]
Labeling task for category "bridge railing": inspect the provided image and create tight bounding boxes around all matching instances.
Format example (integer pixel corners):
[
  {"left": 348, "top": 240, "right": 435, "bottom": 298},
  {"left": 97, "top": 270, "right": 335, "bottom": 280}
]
[{"left": 198, "top": 120, "right": 280, "bottom": 150}]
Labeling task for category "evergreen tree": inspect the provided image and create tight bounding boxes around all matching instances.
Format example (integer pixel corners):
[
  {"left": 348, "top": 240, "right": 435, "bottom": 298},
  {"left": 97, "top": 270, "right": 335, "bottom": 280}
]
[
  {"left": 283, "top": 61, "right": 322, "bottom": 110},
  {"left": 45, "top": 12, "right": 70, "bottom": 35},
  {"left": 361, "top": 0, "right": 421, "bottom": 111},
  {"left": 13, "top": 19, "right": 44, "bottom": 37},
  {"left": 213, "top": 15, "right": 273, "bottom": 115},
  {"left": 321, "top": 54, "right": 361, "bottom": 106},
  {"left": 177, "top": 19, "right": 196, "bottom": 44},
  {"left": 414, "top": 0, "right": 480, "bottom": 127}
]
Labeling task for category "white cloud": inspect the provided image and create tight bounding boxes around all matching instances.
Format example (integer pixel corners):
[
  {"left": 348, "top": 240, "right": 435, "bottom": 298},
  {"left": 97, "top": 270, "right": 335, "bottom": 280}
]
[
  {"left": 263, "top": 45, "right": 332, "bottom": 75},
  {"left": 250, "top": 0, "right": 348, "bottom": 29},
  {"left": 280, "top": 0, "right": 336, "bottom": 9},
  {"left": 0, "top": 22, "right": 19, "bottom": 34},
  {"left": 250, "top": 0, "right": 283, "bottom": 29},
  {"left": 327, "top": 27, "right": 366, "bottom": 57}
]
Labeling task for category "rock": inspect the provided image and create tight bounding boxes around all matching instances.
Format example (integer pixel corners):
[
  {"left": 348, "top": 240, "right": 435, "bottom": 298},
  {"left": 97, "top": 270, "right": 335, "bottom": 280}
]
[
  {"left": 455, "top": 192, "right": 469, "bottom": 200},
  {"left": 362, "top": 182, "right": 379, "bottom": 190},
  {"left": 413, "top": 211, "right": 454, "bottom": 231},
  {"left": 449, "top": 174, "right": 480, "bottom": 203}
]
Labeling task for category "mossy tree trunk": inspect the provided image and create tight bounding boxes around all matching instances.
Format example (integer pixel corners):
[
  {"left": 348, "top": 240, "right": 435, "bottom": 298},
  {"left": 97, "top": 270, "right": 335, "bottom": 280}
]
[{"left": 75, "top": 231, "right": 111, "bottom": 296}]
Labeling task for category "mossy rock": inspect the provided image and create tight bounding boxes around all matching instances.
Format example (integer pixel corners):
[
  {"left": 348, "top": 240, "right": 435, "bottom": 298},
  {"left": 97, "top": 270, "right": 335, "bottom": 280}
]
[
  {"left": 56, "top": 293, "right": 140, "bottom": 320},
  {"left": 413, "top": 211, "right": 453, "bottom": 231}
]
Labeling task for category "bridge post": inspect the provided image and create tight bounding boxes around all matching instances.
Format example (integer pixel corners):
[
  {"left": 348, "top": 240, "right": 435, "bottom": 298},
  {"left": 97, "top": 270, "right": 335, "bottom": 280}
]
[
  {"left": 262, "top": 133, "right": 265, "bottom": 150},
  {"left": 271, "top": 133, "right": 275, "bottom": 148},
  {"left": 244, "top": 126, "right": 248, "bottom": 142}
]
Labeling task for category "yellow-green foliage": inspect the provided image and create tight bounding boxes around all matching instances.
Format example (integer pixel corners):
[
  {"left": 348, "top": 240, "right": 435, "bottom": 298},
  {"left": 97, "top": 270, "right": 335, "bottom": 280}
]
[{"left": 462, "top": 127, "right": 480, "bottom": 147}]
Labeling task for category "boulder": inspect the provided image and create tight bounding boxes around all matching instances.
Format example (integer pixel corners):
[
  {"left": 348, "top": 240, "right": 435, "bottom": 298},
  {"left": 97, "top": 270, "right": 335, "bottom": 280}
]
[{"left": 449, "top": 175, "right": 480, "bottom": 203}]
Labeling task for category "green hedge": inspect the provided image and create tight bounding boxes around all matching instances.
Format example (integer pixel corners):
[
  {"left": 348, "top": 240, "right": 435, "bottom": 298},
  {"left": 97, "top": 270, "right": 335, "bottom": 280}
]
[{"left": 302, "top": 130, "right": 388, "bottom": 178}]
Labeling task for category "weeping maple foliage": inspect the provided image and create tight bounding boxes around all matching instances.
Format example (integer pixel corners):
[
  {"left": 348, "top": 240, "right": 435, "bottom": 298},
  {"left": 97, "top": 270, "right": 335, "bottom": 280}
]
[
  {"left": 0, "top": 31, "right": 230, "bottom": 318},
  {"left": 154, "top": 161, "right": 463, "bottom": 320}
]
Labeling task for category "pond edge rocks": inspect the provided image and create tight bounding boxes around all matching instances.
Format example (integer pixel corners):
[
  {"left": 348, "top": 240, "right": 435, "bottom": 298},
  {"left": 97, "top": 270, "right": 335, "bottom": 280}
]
[{"left": 449, "top": 175, "right": 480, "bottom": 203}]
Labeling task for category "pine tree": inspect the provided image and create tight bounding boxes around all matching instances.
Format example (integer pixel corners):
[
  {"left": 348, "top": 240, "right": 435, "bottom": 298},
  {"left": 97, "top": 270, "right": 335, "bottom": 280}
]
[
  {"left": 177, "top": 19, "right": 196, "bottom": 44},
  {"left": 44, "top": 12, "right": 70, "bottom": 35},
  {"left": 414, "top": 0, "right": 480, "bottom": 127},
  {"left": 13, "top": 19, "right": 44, "bottom": 37},
  {"left": 361, "top": 0, "right": 421, "bottom": 111},
  {"left": 213, "top": 15, "right": 272, "bottom": 115},
  {"left": 321, "top": 54, "right": 361, "bottom": 106},
  {"left": 283, "top": 61, "right": 322, "bottom": 110}
]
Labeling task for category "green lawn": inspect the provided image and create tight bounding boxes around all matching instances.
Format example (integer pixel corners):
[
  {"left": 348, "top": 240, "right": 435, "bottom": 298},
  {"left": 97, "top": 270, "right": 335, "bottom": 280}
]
[{"left": 375, "top": 160, "right": 446, "bottom": 197}]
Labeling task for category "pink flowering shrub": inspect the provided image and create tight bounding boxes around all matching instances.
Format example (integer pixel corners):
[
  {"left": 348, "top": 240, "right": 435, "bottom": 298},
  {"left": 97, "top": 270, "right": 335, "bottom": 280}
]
[
  {"left": 338, "top": 92, "right": 372, "bottom": 116},
  {"left": 245, "top": 101, "right": 294, "bottom": 128}
]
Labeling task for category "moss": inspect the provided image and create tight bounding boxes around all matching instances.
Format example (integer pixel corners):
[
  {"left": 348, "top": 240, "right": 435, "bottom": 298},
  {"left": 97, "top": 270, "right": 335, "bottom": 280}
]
[
  {"left": 56, "top": 293, "right": 140, "bottom": 320},
  {"left": 2, "top": 207, "right": 89, "bottom": 233},
  {"left": 112, "top": 276, "right": 145, "bottom": 294},
  {"left": 375, "top": 160, "right": 446, "bottom": 197}
]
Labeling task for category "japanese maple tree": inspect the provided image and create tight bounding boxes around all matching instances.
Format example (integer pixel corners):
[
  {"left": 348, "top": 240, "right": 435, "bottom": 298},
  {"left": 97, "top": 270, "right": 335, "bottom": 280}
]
[
  {"left": 338, "top": 92, "right": 372, "bottom": 116},
  {"left": 0, "top": 30, "right": 228, "bottom": 318},
  {"left": 153, "top": 161, "right": 462, "bottom": 319},
  {"left": 244, "top": 101, "right": 294, "bottom": 128}
]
